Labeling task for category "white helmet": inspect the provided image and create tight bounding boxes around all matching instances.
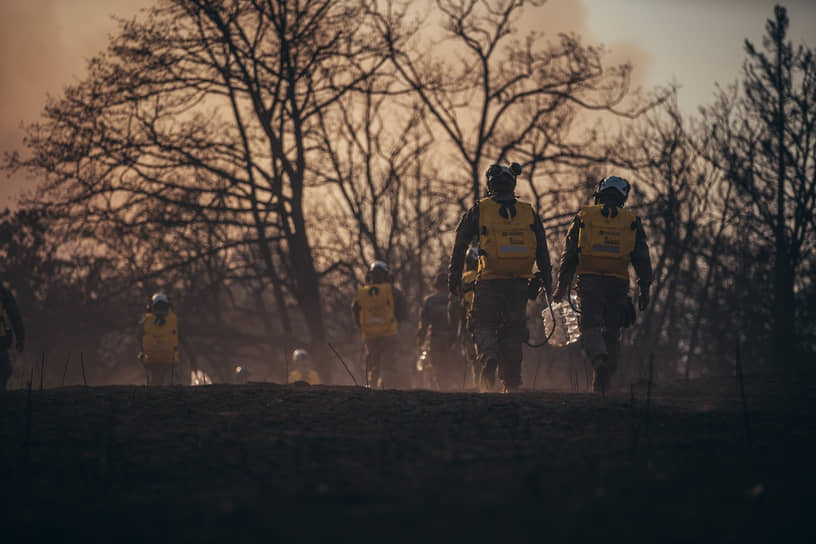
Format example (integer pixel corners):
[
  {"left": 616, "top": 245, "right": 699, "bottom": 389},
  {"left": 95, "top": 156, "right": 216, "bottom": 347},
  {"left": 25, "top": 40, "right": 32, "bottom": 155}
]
[
  {"left": 292, "top": 349, "right": 309, "bottom": 362},
  {"left": 151, "top": 292, "right": 170, "bottom": 308},
  {"left": 597, "top": 176, "right": 630, "bottom": 201}
]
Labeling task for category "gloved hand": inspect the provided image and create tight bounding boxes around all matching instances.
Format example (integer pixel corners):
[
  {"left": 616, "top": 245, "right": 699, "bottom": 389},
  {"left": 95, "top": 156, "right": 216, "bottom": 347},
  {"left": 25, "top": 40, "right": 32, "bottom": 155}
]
[
  {"left": 638, "top": 287, "right": 650, "bottom": 311},
  {"left": 448, "top": 274, "right": 462, "bottom": 298},
  {"left": 16, "top": 339, "right": 24, "bottom": 353},
  {"left": 542, "top": 274, "right": 553, "bottom": 299},
  {"left": 552, "top": 284, "right": 567, "bottom": 303}
]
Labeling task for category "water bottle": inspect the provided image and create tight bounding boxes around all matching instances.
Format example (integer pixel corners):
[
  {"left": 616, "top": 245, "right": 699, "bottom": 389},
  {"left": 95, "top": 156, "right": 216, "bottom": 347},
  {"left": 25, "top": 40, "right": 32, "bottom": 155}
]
[{"left": 543, "top": 295, "right": 581, "bottom": 347}]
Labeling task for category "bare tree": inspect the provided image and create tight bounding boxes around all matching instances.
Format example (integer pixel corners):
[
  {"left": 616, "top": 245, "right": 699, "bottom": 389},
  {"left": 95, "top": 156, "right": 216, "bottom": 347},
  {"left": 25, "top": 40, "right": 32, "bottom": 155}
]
[
  {"left": 702, "top": 5, "right": 816, "bottom": 366},
  {"left": 380, "top": 0, "right": 650, "bottom": 207},
  {"left": 6, "top": 0, "right": 412, "bottom": 369}
]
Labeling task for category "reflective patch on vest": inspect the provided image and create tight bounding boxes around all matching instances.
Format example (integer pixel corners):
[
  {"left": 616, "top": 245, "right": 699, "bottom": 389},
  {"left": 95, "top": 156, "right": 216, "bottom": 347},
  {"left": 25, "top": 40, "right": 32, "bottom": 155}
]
[
  {"left": 592, "top": 244, "right": 621, "bottom": 254},
  {"left": 477, "top": 198, "right": 536, "bottom": 278},
  {"left": 499, "top": 245, "right": 529, "bottom": 254},
  {"left": 576, "top": 204, "right": 637, "bottom": 279}
]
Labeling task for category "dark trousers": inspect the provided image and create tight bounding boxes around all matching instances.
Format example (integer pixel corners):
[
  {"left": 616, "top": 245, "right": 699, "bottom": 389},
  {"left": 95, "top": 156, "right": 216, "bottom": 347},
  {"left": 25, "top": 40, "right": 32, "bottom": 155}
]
[
  {"left": 364, "top": 335, "right": 400, "bottom": 388},
  {"left": 428, "top": 337, "right": 462, "bottom": 390},
  {"left": 470, "top": 278, "right": 529, "bottom": 388},
  {"left": 576, "top": 274, "right": 629, "bottom": 375},
  {"left": 144, "top": 362, "right": 177, "bottom": 386}
]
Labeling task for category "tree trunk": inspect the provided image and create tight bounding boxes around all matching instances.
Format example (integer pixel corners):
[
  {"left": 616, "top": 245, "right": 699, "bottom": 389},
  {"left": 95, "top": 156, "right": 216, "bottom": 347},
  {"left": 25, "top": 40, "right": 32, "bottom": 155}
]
[
  {"left": 415, "top": 147, "right": 424, "bottom": 309},
  {"left": 288, "top": 209, "right": 329, "bottom": 374},
  {"left": 471, "top": 162, "right": 481, "bottom": 206},
  {"left": 772, "top": 29, "right": 795, "bottom": 367}
]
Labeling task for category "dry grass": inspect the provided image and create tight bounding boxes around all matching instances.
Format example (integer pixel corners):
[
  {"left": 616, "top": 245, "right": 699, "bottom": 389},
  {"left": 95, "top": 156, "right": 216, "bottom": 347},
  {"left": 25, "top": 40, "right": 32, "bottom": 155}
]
[{"left": 1, "top": 375, "right": 812, "bottom": 541}]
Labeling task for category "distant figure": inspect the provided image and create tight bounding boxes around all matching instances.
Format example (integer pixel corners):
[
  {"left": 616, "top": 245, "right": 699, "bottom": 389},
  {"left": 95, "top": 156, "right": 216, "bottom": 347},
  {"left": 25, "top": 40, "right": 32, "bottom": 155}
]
[
  {"left": 289, "top": 349, "right": 321, "bottom": 385},
  {"left": 352, "top": 261, "right": 407, "bottom": 388},
  {"left": 448, "top": 163, "right": 552, "bottom": 392},
  {"left": 452, "top": 247, "right": 480, "bottom": 386},
  {"left": 234, "top": 364, "right": 251, "bottom": 384},
  {"left": 552, "top": 176, "right": 653, "bottom": 395},
  {"left": 139, "top": 293, "right": 180, "bottom": 386},
  {"left": 417, "top": 273, "right": 461, "bottom": 390},
  {"left": 0, "top": 283, "right": 25, "bottom": 390}
]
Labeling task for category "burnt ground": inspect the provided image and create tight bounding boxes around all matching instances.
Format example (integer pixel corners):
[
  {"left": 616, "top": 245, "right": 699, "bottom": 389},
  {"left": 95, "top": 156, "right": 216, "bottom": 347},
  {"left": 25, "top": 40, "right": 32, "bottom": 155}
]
[{"left": 1, "top": 375, "right": 814, "bottom": 542}]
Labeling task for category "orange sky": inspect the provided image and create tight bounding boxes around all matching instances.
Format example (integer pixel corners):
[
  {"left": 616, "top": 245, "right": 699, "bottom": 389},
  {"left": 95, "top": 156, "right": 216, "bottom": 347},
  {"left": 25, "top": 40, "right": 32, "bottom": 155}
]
[
  {"left": 0, "top": 0, "right": 151, "bottom": 205},
  {"left": 0, "top": 0, "right": 636, "bottom": 205},
  {"left": 4, "top": 0, "right": 807, "bottom": 207}
]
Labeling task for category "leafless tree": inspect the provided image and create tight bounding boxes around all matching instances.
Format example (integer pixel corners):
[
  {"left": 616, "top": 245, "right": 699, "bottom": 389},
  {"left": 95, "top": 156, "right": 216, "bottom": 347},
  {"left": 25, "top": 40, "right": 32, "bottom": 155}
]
[
  {"left": 380, "top": 0, "right": 655, "bottom": 208},
  {"left": 701, "top": 5, "right": 816, "bottom": 366},
  {"left": 6, "top": 0, "right": 414, "bottom": 370}
]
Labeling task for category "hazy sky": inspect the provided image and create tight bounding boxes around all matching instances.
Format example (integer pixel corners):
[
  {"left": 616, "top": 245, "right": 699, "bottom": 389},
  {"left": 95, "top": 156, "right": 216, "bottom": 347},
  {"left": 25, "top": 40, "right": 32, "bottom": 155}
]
[
  {"left": 583, "top": 0, "right": 816, "bottom": 113},
  {"left": 1, "top": 0, "right": 814, "bottom": 204}
]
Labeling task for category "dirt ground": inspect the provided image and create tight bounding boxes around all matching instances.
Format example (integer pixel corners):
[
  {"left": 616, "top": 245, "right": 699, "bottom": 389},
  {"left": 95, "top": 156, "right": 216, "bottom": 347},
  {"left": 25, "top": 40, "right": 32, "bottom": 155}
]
[{"left": 1, "top": 373, "right": 813, "bottom": 542}]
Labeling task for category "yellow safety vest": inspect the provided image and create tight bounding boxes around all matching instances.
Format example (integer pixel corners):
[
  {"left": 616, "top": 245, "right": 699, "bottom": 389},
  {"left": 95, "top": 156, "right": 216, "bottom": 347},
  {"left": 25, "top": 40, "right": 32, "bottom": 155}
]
[
  {"left": 477, "top": 197, "right": 537, "bottom": 280},
  {"left": 141, "top": 312, "right": 179, "bottom": 364},
  {"left": 576, "top": 204, "right": 637, "bottom": 280},
  {"left": 289, "top": 369, "right": 321, "bottom": 385},
  {"left": 462, "top": 269, "right": 478, "bottom": 314},
  {"left": 357, "top": 283, "right": 399, "bottom": 339}
]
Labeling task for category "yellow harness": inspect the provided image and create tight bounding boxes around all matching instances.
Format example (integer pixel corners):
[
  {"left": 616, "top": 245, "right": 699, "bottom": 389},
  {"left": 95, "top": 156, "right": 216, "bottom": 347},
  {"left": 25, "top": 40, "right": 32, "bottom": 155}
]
[
  {"left": 141, "top": 312, "right": 179, "bottom": 364},
  {"left": 576, "top": 204, "right": 637, "bottom": 280},
  {"left": 289, "top": 369, "right": 321, "bottom": 385},
  {"left": 477, "top": 197, "right": 537, "bottom": 280},
  {"left": 356, "top": 283, "right": 398, "bottom": 339}
]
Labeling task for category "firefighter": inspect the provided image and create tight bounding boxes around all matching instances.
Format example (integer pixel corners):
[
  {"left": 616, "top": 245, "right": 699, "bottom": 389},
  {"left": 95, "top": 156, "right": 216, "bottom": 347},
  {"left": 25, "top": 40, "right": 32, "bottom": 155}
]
[
  {"left": 448, "top": 163, "right": 553, "bottom": 392},
  {"left": 552, "top": 175, "right": 653, "bottom": 395},
  {"left": 352, "top": 261, "right": 407, "bottom": 388},
  {"left": 0, "top": 283, "right": 25, "bottom": 391},
  {"left": 289, "top": 348, "right": 321, "bottom": 385},
  {"left": 139, "top": 293, "right": 180, "bottom": 386},
  {"left": 417, "top": 272, "right": 461, "bottom": 390}
]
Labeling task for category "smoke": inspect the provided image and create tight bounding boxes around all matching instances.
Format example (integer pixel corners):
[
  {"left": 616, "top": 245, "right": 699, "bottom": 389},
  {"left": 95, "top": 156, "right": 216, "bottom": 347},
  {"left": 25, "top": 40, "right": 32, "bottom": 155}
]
[
  {"left": 0, "top": 0, "right": 151, "bottom": 204},
  {"left": 524, "top": 0, "right": 653, "bottom": 87},
  {"left": 0, "top": 0, "right": 652, "bottom": 205}
]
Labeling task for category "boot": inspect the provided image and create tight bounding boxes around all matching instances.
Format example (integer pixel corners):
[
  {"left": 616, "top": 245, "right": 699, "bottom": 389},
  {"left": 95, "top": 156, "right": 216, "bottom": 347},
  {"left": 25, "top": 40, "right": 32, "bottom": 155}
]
[
  {"left": 592, "top": 364, "right": 610, "bottom": 396},
  {"left": 480, "top": 358, "right": 498, "bottom": 393}
]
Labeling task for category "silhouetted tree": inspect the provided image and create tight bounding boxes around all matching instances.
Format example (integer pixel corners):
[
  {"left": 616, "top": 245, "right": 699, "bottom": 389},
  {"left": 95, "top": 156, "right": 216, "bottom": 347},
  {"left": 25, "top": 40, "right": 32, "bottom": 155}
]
[
  {"left": 6, "top": 0, "right": 414, "bottom": 371},
  {"left": 702, "top": 5, "right": 816, "bottom": 366},
  {"left": 382, "top": 0, "right": 656, "bottom": 207}
]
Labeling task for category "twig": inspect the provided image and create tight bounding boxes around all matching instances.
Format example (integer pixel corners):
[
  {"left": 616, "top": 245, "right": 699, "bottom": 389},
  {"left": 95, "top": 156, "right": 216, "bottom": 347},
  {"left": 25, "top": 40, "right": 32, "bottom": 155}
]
[
  {"left": 630, "top": 383, "right": 640, "bottom": 457},
  {"left": 327, "top": 342, "right": 359, "bottom": 386},
  {"left": 358, "top": 343, "right": 367, "bottom": 388},
  {"left": 80, "top": 352, "right": 88, "bottom": 386},
  {"left": 23, "top": 368, "right": 33, "bottom": 470},
  {"left": 105, "top": 398, "right": 117, "bottom": 495},
  {"left": 39, "top": 352, "right": 46, "bottom": 391},
  {"left": 735, "top": 340, "right": 752, "bottom": 448},
  {"left": 62, "top": 353, "right": 71, "bottom": 386},
  {"left": 645, "top": 352, "right": 654, "bottom": 448},
  {"left": 461, "top": 354, "right": 469, "bottom": 391},
  {"left": 532, "top": 352, "right": 541, "bottom": 391}
]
